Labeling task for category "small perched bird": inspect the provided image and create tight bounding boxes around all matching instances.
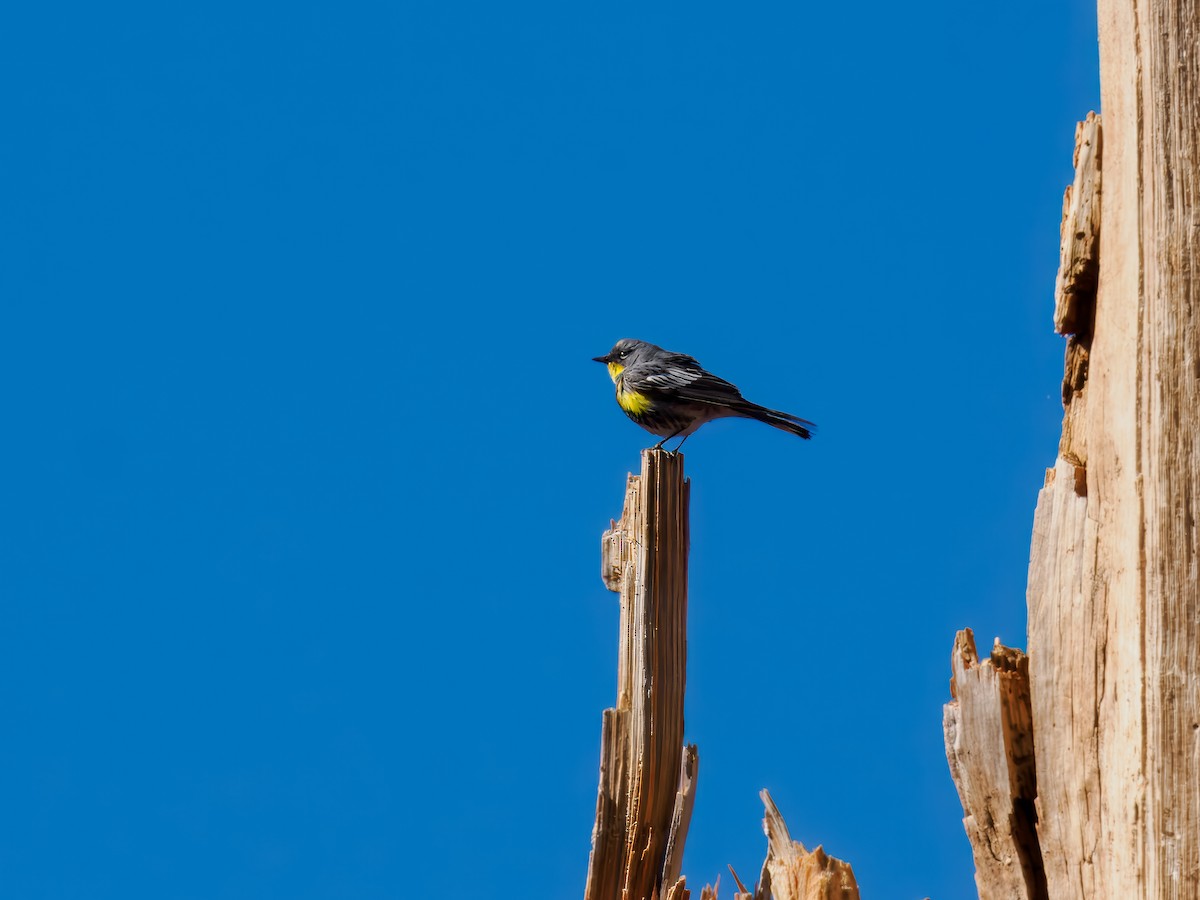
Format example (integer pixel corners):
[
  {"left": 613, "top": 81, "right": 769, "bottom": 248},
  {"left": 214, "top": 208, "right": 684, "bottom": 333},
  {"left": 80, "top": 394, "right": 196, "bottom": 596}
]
[{"left": 593, "top": 338, "right": 815, "bottom": 451}]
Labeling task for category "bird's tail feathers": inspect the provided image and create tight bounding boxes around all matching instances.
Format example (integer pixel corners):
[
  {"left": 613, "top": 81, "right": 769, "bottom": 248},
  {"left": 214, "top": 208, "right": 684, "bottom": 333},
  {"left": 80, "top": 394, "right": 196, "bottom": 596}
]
[{"left": 735, "top": 402, "right": 815, "bottom": 440}]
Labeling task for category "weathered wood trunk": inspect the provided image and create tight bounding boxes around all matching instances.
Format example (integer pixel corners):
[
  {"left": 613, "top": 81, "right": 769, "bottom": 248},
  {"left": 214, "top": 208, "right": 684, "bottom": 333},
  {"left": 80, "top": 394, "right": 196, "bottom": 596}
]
[
  {"left": 943, "top": 630, "right": 1044, "bottom": 900},
  {"left": 585, "top": 451, "right": 860, "bottom": 899},
  {"left": 947, "top": 0, "right": 1200, "bottom": 896},
  {"left": 585, "top": 450, "right": 696, "bottom": 900}
]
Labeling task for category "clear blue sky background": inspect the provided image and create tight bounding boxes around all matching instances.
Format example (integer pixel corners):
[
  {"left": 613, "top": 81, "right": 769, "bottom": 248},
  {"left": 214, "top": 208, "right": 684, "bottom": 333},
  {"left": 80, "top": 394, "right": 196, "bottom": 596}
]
[{"left": 3, "top": 2, "right": 1099, "bottom": 897}]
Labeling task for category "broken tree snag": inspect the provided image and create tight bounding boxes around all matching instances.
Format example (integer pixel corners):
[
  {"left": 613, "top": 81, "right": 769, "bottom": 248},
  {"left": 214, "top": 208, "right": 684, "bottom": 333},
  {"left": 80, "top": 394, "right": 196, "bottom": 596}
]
[
  {"left": 585, "top": 449, "right": 696, "bottom": 900},
  {"left": 1028, "top": 0, "right": 1200, "bottom": 896},
  {"left": 955, "top": 2, "right": 1200, "bottom": 894},
  {"left": 750, "top": 790, "right": 858, "bottom": 900},
  {"left": 943, "top": 629, "right": 1045, "bottom": 900}
]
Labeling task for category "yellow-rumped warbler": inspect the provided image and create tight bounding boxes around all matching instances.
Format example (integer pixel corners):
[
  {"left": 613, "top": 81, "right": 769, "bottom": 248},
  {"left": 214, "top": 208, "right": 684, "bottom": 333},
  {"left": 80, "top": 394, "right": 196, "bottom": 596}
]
[{"left": 593, "top": 338, "right": 815, "bottom": 451}]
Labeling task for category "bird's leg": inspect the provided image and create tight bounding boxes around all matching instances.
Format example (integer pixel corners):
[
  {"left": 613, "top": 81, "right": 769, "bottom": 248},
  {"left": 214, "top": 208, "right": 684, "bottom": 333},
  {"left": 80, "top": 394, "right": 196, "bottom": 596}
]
[
  {"left": 669, "top": 433, "right": 692, "bottom": 455},
  {"left": 652, "top": 428, "right": 686, "bottom": 453}
]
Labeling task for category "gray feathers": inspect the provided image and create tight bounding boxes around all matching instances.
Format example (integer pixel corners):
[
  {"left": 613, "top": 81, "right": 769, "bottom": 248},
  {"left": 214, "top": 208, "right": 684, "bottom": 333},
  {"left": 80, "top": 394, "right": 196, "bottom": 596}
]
[{"left": 594, "top": 338, "right": 815, "bottom": 444}]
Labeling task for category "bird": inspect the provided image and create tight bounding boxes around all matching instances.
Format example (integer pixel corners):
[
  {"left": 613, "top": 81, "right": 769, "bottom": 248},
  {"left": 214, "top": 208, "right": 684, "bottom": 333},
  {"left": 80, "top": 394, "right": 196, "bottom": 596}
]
[{"left": 593, "top": 338, "right": 815, "bottom": 452}]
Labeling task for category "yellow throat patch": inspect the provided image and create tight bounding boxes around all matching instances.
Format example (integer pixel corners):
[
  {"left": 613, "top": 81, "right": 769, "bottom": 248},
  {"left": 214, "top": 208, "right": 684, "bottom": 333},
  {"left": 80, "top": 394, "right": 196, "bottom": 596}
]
[
  {"left": 617, "top": 386, "right": 651, "bottom": 415},
  {"left": 605, "top": 361, "right": 651, "bottom": 415}
]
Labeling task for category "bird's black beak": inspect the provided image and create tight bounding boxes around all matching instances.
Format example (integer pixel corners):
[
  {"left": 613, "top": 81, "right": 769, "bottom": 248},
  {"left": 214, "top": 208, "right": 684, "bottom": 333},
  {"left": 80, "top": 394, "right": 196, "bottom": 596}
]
[{"left": 592, "top": 353, "right": 611, "bottom": 363}]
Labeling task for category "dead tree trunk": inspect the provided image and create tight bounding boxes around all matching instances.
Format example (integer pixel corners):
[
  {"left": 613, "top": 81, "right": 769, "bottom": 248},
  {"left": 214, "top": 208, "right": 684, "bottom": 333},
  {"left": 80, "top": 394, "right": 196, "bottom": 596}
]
[
  {"left": 585, "top": 449, "right": 695, "bottom": 900},
  {"left": 585, "top": 451, "right": 860, "bottom": 900},
  {"left": 946, "top": 1, "right": 1200, "bottom": 897}
]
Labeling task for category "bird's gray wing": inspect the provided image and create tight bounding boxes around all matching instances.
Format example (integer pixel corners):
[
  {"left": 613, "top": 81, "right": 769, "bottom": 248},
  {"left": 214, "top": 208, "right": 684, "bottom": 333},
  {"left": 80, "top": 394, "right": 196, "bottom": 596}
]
[{"left": 624, "top": 353, "right": 746, "bottom": 404}]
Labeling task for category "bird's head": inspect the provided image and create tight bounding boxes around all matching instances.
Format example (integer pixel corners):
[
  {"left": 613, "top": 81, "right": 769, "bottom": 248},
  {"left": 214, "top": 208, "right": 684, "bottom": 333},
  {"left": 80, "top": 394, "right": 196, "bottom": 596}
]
[{"left": 593, "top": 338, "right": 655, "bottom": 383}]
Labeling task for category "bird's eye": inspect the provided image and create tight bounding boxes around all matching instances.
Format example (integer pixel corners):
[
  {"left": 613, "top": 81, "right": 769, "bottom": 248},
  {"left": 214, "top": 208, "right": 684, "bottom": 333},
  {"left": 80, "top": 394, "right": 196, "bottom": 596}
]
[{"left": 619, "top": 350, "right": 629, "bottom": 358}]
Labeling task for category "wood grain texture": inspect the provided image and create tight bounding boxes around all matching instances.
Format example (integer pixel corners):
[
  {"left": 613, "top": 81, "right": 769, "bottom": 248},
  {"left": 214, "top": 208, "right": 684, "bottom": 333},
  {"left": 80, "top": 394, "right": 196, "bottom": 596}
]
[
  {"left": 753, "top": 791, "right": 858, "bottom": 900},
  {"left": 944, "top": 630, "right": 1045, "bottom": 900},
  {"left": 1055, "top": 112, "right": 1102, "bottom": 339},
  {"left": 1135, "top": 1, "right": 1200, "bottom": 895},
  {"left": 1058, "top": 116, "right": 1101, "bottom": 468},
  {"left": 662, "top": 745, "right": 699, "bottom": 890},
  {"left": 1026, "top": 1, "right": 1200, "bottom": 896},
  {"left": 954, "top": 5, "right": 1200, "bottom": 896},
  {"left": 586, "top": 449, "right": 695, "bottom": 900}
]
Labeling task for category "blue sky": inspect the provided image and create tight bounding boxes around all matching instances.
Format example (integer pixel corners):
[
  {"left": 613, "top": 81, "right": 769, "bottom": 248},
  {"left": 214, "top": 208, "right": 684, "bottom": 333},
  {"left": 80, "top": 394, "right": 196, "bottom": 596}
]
[{"left": 3, "top": 2, "right": 1098, "bottom": 897}]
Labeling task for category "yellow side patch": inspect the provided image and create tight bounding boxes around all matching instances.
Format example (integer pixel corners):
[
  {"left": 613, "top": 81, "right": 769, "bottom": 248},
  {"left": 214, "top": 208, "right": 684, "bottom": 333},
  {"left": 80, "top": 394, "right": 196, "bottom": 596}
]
[
  {"left": 617, "top": 388, "right": 652, "bottom": 416},
  {"left": 606, "top": 361, "right": 624, "bottom": 383}
]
